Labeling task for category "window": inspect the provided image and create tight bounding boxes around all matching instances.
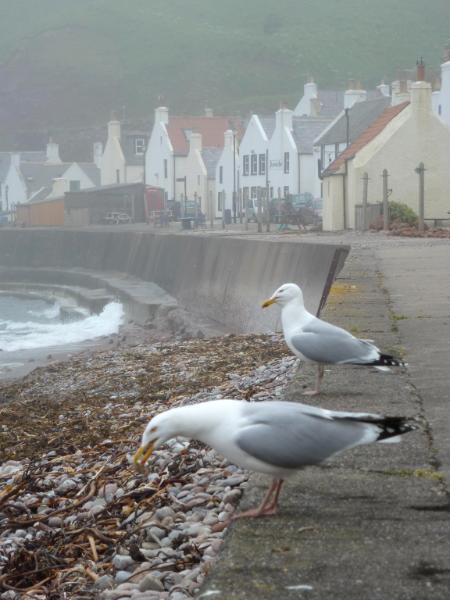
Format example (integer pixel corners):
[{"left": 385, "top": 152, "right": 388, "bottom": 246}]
[
  {"left": 270, "top": 187, "right": 274, "bottom": 199},
  {"left": 283, "top": 186, "right": 290, "bottom": 198},
  {"left": 259, "top": 153, "right": 266, "bottom": 175},
  {"left": 243, "top": 155, "right": 249, "bottom": 176},
  {"left": 135, "top": 138, "right": 146, "bottom": 155},
  {"left": 116, "top": 169, "right": 120, "bottom": 183},
  {"left": 164, "top": 159, "right": 168, "bottom": 179},
  {"left": 284, "top": 152, "right": 290, "bottom": 174},
  {"left": 251, "top": 154, "right": 257, "bottom": 175},
  {"left": 251, "top": 186, "right": 257, "bottom": 199},
  {"left": 69, "top": 180, "right": 80, "bottom": 192},
  {"left": 219, "top": 166, "right": 223, "bottom": 184},
  {"left": 218, "top": 191, "right": 223, "bottom": 211},
  {"left": 243, "top": 187, "right": 249, "bottom": 203}
]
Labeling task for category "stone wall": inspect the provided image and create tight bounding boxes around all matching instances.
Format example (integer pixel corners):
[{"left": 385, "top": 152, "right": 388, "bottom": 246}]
[{"left": 0, "top": 229, "right": 349, "bottom": 333}]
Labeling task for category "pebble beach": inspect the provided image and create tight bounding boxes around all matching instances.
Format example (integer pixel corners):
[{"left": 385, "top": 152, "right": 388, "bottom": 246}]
[{"left": 0, "top": 333, "right": 297, "bottom": 599}]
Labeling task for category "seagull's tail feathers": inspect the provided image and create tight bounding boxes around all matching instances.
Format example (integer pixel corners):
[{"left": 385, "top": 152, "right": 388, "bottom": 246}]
[
  {"left": 370, "top": 353, "right": 407, "bottom": 368},
  {"left": 335, "top": 414, "right": 418, "bottom": 444},
  {"left": 374, "top": 416, "right": 418, "bottom": 443}
]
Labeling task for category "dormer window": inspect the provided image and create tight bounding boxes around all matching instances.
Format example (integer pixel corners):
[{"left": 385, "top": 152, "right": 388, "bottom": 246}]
[{"left": 135, "top": 138, "right": 146, "bottom": 155}]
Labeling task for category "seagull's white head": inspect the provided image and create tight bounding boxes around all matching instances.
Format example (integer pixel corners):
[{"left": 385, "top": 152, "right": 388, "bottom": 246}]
[
  {"left": 261, "top": 283, "right": 303, "bottom": 308},
  {"left": 133, "top": 410, "right": 179, "bottom": 466}
]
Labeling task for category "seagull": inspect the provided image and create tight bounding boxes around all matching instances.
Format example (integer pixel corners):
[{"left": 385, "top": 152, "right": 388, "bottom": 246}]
[
  {"left": 262, "top": 283, "right": 406, "bottom": 395},
  {"left": 133, "top": 399, "right": 415, "bottom": 520}
]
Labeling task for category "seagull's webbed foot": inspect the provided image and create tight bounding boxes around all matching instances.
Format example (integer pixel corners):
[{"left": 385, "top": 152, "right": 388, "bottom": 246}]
[
  {"left": 302, "top": 389, "right": 320, "bottom": 396},
  {"left": 229, "top": 478, "right": 284, "bottom": 521}
]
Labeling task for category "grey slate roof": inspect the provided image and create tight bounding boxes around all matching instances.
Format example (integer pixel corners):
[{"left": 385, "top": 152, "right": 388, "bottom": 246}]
[
  {"left": 201, "top": 147, "right": 222, "bottom": 178},
  {"left": 315, "top": 96, "right": 391, "bottom": 146},
  {"left": 76, "top": 163, "right": 101, "bottom": 186},
  {"left": 315, "top": 90, "right": 346, "bottom": 118},
  {"left": 314, "top": 89, "right": 383, "bottom": 119},
  {"left": 120, "top": 131, "right": 148, "bottom": 166},
  {"left": 292, "top": 117, "right": 333, "bottom": 153},
  {"left": 0, "top": 151, "right": 47, "bottom": 182},
  {"left": 20, "top": 163, "right": 70, "bottom": 196},
  {"left": 258, "top": 116, "right": 276, "bottom": 139}
]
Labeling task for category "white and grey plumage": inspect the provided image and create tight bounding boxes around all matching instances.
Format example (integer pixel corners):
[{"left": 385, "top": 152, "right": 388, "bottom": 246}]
[
  {"left": 262, "top": 283, "right": 406, "bottom": 395},
  {"left": 133, "top": 399, "right": 415, "bottom": 520}
]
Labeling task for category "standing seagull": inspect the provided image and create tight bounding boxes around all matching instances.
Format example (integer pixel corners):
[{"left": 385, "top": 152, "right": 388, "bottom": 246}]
[
  {"left": 262, "top": 283, "right": 406, "bottom": 395},
  {"left": 133, "top": 399, "right": 415, "bottom": 520}
]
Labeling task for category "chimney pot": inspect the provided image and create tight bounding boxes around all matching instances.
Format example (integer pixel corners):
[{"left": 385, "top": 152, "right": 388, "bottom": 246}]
[{"left": 416, "top": 58, "right": 426, "bottom": 82}]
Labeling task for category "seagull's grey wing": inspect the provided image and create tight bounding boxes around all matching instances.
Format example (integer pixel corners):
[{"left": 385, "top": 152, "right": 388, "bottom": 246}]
[
  {"left": 235, "top": 405, "right": 375, "bottom": 470},
  {"left": 291, "top": 319, "right": 378, "bottom": 364}
]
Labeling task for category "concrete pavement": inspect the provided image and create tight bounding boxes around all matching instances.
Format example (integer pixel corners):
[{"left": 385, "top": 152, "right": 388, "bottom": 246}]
[{"left": 201, "top": 234, "right": 450, "bottom": 599}]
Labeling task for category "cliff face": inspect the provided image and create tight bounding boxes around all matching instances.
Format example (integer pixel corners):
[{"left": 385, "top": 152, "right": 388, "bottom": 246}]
[{"left": 0, "top": 229, "right": 348, "bottom": 333}]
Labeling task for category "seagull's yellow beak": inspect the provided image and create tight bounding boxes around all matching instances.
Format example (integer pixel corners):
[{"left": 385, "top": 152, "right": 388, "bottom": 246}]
[
  {"left": 133, "top": 442, "right": 155, "bottom": 466},
  {"left": 261, "top": 297, "right": 277, "bottom": 309}
]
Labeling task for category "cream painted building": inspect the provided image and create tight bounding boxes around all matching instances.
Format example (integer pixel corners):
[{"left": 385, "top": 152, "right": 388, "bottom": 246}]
[
  {"left": 100, "top": 114, "right": 147, "bottom": 185},
  {"left": 322, "top": 78, "right": 450, "bottom": 231}
]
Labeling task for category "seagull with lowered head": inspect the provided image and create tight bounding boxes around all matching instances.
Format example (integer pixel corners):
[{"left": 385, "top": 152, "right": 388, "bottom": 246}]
[
  {"left": 133, "top": 399, "right": 415, "bottom": 520},
  {"left": 262, "top": 283, "right": 406, "bottom": 395}
]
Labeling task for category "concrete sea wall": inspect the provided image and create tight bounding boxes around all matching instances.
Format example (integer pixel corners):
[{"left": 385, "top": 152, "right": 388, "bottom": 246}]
[{"left": 0, "top": 229, "right": 349, "bottom": 333}]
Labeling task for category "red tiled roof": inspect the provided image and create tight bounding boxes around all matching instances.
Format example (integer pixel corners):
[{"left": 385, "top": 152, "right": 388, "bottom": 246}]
[
  {"left": 166, "top": 116, "right": 243, "bottom": 155},
  {"left": 324, "top": 101, "right": 410, "bottom": 174}
]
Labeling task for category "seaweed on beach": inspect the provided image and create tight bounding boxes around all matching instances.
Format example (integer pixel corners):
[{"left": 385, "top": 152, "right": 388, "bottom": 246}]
[{"left": 0, "top": 333, "right": 290, "bottom": 597}]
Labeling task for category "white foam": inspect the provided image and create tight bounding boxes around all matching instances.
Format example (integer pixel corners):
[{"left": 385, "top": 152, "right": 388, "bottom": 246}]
[{"left": 0, "top": 302, "right": 124, "bottom": 352}]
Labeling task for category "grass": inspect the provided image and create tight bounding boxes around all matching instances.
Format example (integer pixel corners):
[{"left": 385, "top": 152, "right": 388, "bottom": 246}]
[{"left": 1, "top": 0, "right": 450, "bottom": 133}]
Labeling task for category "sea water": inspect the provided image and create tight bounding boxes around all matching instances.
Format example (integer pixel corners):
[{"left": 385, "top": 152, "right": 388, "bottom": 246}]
[{"left": 0, "top": 291, "right": 124, "bottom": 378}]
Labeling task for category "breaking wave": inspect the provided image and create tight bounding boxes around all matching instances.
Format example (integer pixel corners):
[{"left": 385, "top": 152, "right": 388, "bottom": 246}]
[{"left": 0, "top": 294, "right": 124, "bottom": 352}]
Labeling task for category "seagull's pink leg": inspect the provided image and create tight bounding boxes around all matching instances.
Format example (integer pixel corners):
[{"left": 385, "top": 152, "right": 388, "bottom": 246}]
[
  {"left": 230, "top": 478, "right": 284, "bottom": 521},
  {"left": 303, "top": 364, "right": 324, "bottom": 396}
]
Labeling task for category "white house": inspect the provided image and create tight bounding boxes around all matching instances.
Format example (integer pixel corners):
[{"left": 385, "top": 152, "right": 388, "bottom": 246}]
[
  {"left": 239, "top": 107, "right": 333, "bottom": 208},
  {"left": 0, "top": 151, "right": 46, "bottom": 213},
  {"left": 2, "top": 141, "right": 99, "bottom": 215},
  {"left": 432, "top": 41, "right": 450, "bottom": 125},
  {"left": 322, "top": 67, "right": 450, "bottom": 231},
  {"left": 214, "top": 129, "right": 239, "bottom": 221},
  {"left": 239, "top": 114, "right": 274, "bottom": 212},
  {"left": 145, "top": 106, "right": 242, "bottom": 216},
  {"left": 100, "top": 113, "right": 148, "bottom": 185},
  {"left": 313, "top": 96, "right": 392, "bottom": 197}
]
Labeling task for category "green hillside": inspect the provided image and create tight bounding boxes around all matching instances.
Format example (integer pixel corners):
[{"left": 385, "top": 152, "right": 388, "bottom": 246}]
[{"left": 0, "top": 0, "right": 449, "bottom": 133}]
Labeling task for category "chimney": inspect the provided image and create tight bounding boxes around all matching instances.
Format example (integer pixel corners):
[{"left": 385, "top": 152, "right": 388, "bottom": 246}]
[
  {"left": 443, "top": 40, "right": 450, "bottom": 63},
  {"left": 107, "top": 111, "right": 121, "bottom": 140},
  {"left": 224, "top": 129, "right": 234, "bottom": 149},
  {"left": 377, "top": 81, "right": 390, "bottom": 97},
  {"left": 416, "top": 57, "right": 425, "bottom": 82},
  {"left": 344, "top": 80, "right": 367, "bottom": 109},
  {"left": 46, "top": 139, "right": 62, "bottom": 164},
  {"left": 391, "top": 77, "right": 410, "bottom": 105},
  {"left": 50, "top": 177, "right": 66, "bottom": 198},
  {"left": 294, "top": 78, "right": 318, "bottom": 116},
  {"left": 310, "top": 97, "right": 321, "bottom": 116},
  {"left": 155, "top": 106, "right": 169, "bottom": 125},
  {"left": 205, "top": 107, "right": 214, "bottom": 117},
  {"left": 275, "top": 107, "right": 293, "bottom": 131},
  {"left": 410, "top": 80, "right": 432, "bottom": 116},
  {"left": 189, "top": 132, "right": 202, "bottom": 153},
  {"left": 93, "top": 142, "right": 103, "bottom": 168}
]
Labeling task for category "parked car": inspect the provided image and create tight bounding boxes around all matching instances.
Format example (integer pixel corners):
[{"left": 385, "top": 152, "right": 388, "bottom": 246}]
[{"left": 103, "top": 212, "right": 132, "bottom": 224}]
